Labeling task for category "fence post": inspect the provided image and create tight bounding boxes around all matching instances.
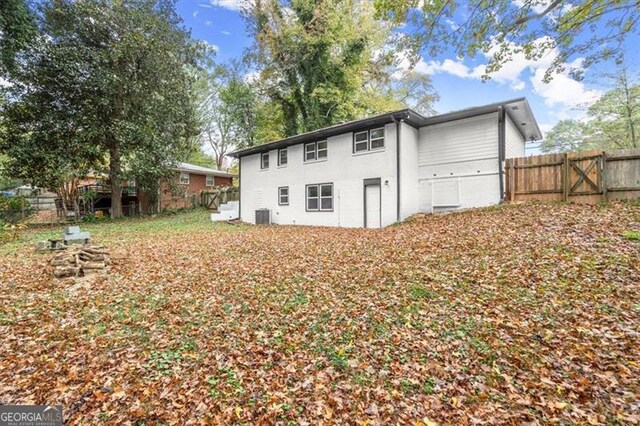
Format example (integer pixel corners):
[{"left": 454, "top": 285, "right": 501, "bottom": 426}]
[
  {"left": 562, "top": 153, "right": 569, "bottom": 202},
  {"left": 601, "top": 150, "right": 608, "bottom": 203},
  {"left": 510, "top": 159, "right": 516, "bottom": 202}
]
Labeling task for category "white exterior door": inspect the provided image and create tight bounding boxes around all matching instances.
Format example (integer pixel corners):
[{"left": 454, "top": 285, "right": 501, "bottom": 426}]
[{"left": 365, "top": 184, "right": 381, "bottom": 228}]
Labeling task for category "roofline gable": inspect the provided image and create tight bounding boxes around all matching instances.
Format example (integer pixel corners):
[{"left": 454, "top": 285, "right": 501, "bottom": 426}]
[{"left": 229, "top": 98, "right": 541, "bottom": 158}]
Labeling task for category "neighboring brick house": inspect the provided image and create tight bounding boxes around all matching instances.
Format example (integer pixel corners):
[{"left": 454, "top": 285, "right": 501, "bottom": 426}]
[{"left": 158, "top": 162, "right": 236, "bottom": 211}]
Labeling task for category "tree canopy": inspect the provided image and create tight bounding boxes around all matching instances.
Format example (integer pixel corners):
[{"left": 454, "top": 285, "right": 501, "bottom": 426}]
[
  {"left": 244, "top": 0, "right": 438, "bottom": 138},
  {"left": 0, "top": 0, "right": 37, "bottom": 75},
  {"left": 0, "top": 0, "right": 205, "bottom": 217},
  {"left": 541, "top": 63, "right": 639, "bottom": 152},
  {"left": 374, "top": 0, "right": 640, "bottom": 82}
]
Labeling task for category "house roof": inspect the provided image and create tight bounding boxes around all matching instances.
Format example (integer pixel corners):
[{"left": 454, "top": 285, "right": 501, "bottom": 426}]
[
  {"left": 174, "top": 162, "right": 236, "bottom": 178},
  {"left": 228, "top": 98, "right": 542, "bottom": 158}
]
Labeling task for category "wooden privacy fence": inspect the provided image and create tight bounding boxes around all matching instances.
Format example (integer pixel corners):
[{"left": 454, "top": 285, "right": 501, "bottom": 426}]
[
  {"left": 505, "top": 148, "right": 640, "bottom": 204},
  {"left": 201, "top": 187, "right": 239, "bottom": 211}
]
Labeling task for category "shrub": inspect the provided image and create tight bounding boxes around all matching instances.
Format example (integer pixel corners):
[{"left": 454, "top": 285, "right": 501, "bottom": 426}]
[{"left": 81, "top": 212, "right": 98, "bottom": 223}]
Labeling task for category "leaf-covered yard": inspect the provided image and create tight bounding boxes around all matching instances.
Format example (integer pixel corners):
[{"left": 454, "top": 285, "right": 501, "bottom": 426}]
[{"left": 1, "top": 203, "right": 639, "bottom": 424}]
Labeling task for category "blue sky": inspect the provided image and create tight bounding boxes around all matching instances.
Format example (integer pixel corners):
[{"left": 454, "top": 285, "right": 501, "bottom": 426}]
[{"left": 176, "top": 1, "right": 636, "bottom": 153}]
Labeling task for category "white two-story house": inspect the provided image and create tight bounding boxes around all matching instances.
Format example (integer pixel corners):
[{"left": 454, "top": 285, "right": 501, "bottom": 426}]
[{"left": 229, "top": 98, "right": 541, "bottom": 228}]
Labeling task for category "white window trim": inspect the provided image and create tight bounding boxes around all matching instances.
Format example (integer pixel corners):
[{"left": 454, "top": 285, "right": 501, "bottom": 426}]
[
  {"left": 278, "top": 148, "right": 288, "bottom": 167},
  {"left": 353, "top": 130, "right": 369, "bottom": 153},
  {"left": 179, "top": 172, "right": 190, "bottom": 185},
  {"left": 304, "top": 141, "right": 328, "bottom": 163},
  {"left": 278, "top": 186, "right": 289, "bottom": 205},
  {"left": 206, "top": 175, "right": 215, "bottom": 186},
  {"left": 261, "top": 152, "right": 270, "bottom": 169},
  {"left": 369, "top": 127, "right": 385, "bottom": 150},
  {"left": 353, "top": 128, "right": 385, "bottom": 154},
  {"left": 306, "top": 183, "right": 333, "bottom": 212}
]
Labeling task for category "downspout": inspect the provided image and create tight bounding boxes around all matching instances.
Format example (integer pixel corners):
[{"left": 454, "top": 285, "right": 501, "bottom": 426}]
[
  {"left": 392, "top": 116, "right": 403, "bottom": 222},
  {"left": 237, "top": 157, "right": 241, "bottom": 220},
  {"left": 497, "top": 106, "right": 506, "bottom": 201}
]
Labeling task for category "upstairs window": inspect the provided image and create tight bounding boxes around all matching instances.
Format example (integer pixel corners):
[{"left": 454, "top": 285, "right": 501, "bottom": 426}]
[
  {"left": 353, "top": 127, "right": 385, "bottom": 153},
  {"left": 179, "top": 172, "right": 190, "bottom": 184},
  {"left": 261, "top": 152, "right": 269, "bottom": 169},
  {"left": 354, "top": 131, "right": 368, "bottom": 153},
  {"left": 206, "top": 175, "right": 215, "bottom": 186},
  {"left": 278, "top": 148, "right": 288, "bottom": 166},
  {"left": 306, "top": 183, "right": 333, "bottom": 211},
  {"left": 317, "top": 141, "right": 328, "bottom": 159},
  {"left": 370, "top": 128, "right": 385, "bottom": 149},
  {"left": 304, "top": 141, "right": 328, "bottom": 162}
]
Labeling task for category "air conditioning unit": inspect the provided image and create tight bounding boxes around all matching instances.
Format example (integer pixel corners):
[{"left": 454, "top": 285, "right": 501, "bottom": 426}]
[{"left": 255, "top": 209, "right": 271, "bottom": 225}]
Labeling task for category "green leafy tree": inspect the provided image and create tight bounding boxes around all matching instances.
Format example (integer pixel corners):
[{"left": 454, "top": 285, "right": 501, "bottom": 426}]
[
  {"left": 0, "top": 0, "right": 37, "bottom": 75},
  {"left": 541, "top": 119, "right": 591, "bottom": 153},
  {"left": 186, "top": 148, "right": 216, "bottom": 169},
  {"left": 374, "top": 0, "right": 640, "bottom": 82},
  {"left": 542, "top": 62, "right": 639, "bottom": 153},
  {"left": 197, "top": 63, "right": 261, "bottom": 166},
  {"left": 0, "top": 0, "right": 204, "bottom": 218},
  {"left": 245, "top": 0, "right": 437, "bottom": 137},
  {"left": 587, "top": 66, "right": 640, "bottom": 149}
]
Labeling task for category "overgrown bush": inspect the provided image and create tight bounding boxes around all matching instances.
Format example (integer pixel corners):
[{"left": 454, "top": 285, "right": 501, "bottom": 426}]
[{"left": 0, "top": 195, "right": 34, "bottom": 224}]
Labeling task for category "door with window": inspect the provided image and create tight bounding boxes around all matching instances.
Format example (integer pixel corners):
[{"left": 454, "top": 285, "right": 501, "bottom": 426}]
[{"left": 364, "top": 178, "right": 381, "bottom": 228}]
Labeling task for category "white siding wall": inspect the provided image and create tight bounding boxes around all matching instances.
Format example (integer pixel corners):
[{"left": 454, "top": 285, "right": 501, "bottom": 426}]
[
  {"left": 505, "top": 114, "right": 526, "bottom": 158},
  {"left": 240, "top": 123, "right": 399, "bottom": 227},
  {"left": 399, "top": 122, "right": 419, "bottom": 220},
  {"left": 417, "top": 113, "right": 500, "bottom": 212}
]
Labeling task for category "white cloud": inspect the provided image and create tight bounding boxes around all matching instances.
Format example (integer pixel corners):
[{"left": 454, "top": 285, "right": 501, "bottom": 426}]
[
  {"left": 244, "top": 71, "right": 260, "bottom": 84},
  {"left": 192, "top": 10, "right": 199, "bottom": 18},
  {"left": 511, "top": 80, "right": 526, "bottom": 91},
  {"left": 204, "top": 41, "right": 219, "bottom": 52},
  {"left": 512, "top": 0, "right": 552, "bottom": 14},
  {"left": 210, "top": 0, "right": 247, "bottom": 11},
  {"left": 198, "top": 3, "right": 213, "bottom": 8},
  {"left": 530, "top": 67, "right": 601, "bottom": 107},
  {"left": 444, "top": 19, "right": 459, "bottom": 31},
  {"left": 221, "top": 30, "right": 231, "bottom": 36},
  {"left": 403, "top": 57, "right": 483, "bottom": 80},
  {"left": 205, "top": 20, "right": 213, "bottom": 27},
  {"left": 538, "top": 123, "right": 555, "bottom": 136},
  {"left": 402, "top": 36, "right": 600, "bottom": 109}
]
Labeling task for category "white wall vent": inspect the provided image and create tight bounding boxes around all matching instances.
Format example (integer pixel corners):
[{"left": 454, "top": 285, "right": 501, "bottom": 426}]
[{"left": 432, "top": 178, "right": 461, "bottom": 207}]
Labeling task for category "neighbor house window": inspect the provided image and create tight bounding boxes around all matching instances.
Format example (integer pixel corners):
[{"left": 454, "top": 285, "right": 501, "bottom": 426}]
[
  {"left": 353, "top": 128, "right": 385, "bottom": 153},
  {"left": 278, "top": 148, "right": 288, "bottom": 166},
  {"left": 304, "top": 141, "right": 328, "bottom": 162},
  {"left": 306, "top": 183, "right": 333, "bottom": 211},
  {"left": 180, "top": 172, "right": 190, "bottom": 184},
  {"left": 206, "top": 175, "right": 215, "bottom": 186},
  {"left": 278, "top": 186, "right": 289, "bottom": 205},
  {"left": 261, "top": 152, "right": 269, "bottom": 169}
]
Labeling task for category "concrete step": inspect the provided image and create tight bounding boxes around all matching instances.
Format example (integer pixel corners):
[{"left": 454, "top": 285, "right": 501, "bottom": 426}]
[
  {"left": 219, "top": 201, "right": 239, "bottom": 211},
  {"left": 219, "top": 204, "right": 236, "bottom": 212},
  {"left": 211, "top": 210, "right": 239, "bottom": 222}
]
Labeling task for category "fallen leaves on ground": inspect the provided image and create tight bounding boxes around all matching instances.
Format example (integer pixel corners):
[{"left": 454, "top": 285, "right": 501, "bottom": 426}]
[{"left": 1, "top": 203, "right": 639, "bottom": 424}]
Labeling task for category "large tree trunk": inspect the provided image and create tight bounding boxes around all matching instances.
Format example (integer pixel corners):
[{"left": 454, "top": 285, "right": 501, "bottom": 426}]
[{"left": 109, "top": 143, "right": 123, "bottom": 218}]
